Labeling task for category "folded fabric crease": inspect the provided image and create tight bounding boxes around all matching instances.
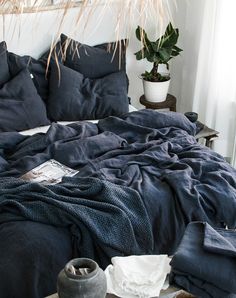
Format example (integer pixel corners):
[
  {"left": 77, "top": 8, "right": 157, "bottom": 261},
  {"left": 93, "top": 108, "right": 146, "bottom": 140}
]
[{"left": 170, "top": 222, "right": 236, "bottom": 298}]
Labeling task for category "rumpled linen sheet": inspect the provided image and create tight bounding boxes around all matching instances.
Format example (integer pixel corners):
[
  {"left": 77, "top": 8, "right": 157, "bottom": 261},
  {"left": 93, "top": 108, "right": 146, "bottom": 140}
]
[
  {"left": 170, "top": 222, "right": 236, "bottom": 298},
  {"left": 0, "top": 110, "right": 236, "bottom": 298}
]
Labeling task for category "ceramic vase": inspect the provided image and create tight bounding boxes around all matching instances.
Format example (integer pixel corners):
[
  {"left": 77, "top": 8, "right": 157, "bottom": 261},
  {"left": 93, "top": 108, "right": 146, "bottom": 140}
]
[{"left": 57, "top": 258, "right": 107, "bottom": 298}]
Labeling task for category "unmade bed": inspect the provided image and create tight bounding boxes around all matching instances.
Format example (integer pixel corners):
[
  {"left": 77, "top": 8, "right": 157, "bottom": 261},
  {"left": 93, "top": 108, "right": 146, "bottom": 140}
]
[
  {"left": 0, "top": 35, "right": 236, "bottom": 298},
  {"left": 1, "top": 109, "right": 236, "bottom": 297}
]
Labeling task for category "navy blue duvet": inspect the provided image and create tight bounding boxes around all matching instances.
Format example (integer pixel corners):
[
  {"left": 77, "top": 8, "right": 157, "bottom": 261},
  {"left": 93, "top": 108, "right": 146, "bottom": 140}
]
[
  {"left": 170, "top": 222, "right": 236, "bottom": 298},
  {"left": 0, "top": 110, "right": 236, "bottom": 298}
]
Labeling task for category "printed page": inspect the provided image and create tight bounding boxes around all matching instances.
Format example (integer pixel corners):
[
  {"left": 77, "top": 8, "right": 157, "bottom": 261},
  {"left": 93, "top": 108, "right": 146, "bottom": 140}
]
[{"left": 21, "top": 159, "right": 79, "bottom": 184}]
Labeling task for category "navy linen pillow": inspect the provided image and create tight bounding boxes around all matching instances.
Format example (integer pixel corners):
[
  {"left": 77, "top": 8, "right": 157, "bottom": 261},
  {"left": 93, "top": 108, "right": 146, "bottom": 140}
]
[
  {"left": 60, "top": 34, "right": 127, "bottom": 79},
  {"left": 48, "top": 62, "right": 129, "bottom": 121},
  {"left": 7, "top": 42, "right": 63, "bottom": 102},
  {"left": 0, "top": 68, "right": 50, "bottom": 132},
  {"left": 0, "top": 41, "right": 11, "bottom": 87}
]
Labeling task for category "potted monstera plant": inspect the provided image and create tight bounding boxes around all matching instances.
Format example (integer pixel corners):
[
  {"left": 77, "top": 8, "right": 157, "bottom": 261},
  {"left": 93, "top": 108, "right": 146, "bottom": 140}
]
[{"left": 135, "top": 22, "right": 182, "bottom": 102}]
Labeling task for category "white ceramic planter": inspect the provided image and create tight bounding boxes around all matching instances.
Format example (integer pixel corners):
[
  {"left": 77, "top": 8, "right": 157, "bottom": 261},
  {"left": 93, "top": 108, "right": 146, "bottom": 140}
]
[{"left": 143, "top": 79, "right": 170, "bottom": 102}]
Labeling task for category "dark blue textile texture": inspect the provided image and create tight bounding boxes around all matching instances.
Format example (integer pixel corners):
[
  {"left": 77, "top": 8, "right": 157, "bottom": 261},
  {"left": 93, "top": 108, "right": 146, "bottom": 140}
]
[
  {"left": 0, "top": 68, "right": 50, "bottom": 132},
  {"left": 48, "top": 62, "right": 129, "bottom": 121},
  {"left": 170, "top": 222, "right": 236, "bottom": 298},
  {"left": 7, "top": 42, "right": 62, "bottom": 102},
  {"left": 0, "top": 221, "right": 73, "bottom": 298},
  {"left": 60, "top": 34, "right": 127, "bottom": 79},
  {"left": 0, "top": 110, "right": 236, "bottom": 298},
  {"left": 0, "top": 41, "right": 11, "bottom": 87},
  {"left": 0, "top": 176, "right": 153, "bottom": 257}
]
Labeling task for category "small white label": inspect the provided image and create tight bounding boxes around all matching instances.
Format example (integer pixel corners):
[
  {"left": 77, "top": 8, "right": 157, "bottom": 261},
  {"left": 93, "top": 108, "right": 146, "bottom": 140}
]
[{"left": 30, "top": 73, "right": 34, "bottom": 79}]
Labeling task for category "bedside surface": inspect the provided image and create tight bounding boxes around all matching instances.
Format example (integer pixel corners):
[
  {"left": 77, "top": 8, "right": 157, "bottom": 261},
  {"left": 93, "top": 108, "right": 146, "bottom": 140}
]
[
  {"left": 45, "top": 286, "right": 187, "bottom": 298},
  {"left": 195, "top": 121, "right": 219, "bottom": 148},
  {"left": 140, "top": 94, "right": 177, "bottom": 112}
]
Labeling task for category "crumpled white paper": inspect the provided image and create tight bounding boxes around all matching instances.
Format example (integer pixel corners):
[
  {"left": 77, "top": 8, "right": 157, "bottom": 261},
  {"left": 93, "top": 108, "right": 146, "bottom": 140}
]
[{"left": 105, "top": 255, "right": 171, "bottom": 298}]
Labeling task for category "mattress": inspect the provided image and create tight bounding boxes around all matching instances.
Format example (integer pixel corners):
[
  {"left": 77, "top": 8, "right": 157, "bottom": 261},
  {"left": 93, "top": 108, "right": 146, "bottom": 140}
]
[{"left": 19, "top": 104, "right": 137, "bottom": 136}]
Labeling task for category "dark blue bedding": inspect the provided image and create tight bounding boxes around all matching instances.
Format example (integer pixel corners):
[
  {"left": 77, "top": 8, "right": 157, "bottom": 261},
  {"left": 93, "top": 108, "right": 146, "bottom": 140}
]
[
  {"left": 0, "top": 109, "right": 236, "bottom": 298},
  {"left": 170, "top": 222, "right": 236, "bottom": 298}
]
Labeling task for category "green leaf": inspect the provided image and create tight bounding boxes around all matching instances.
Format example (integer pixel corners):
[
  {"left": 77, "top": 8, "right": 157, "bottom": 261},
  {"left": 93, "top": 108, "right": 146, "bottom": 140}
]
[
  {"left": 171, "top": 45, "right": 183, "bottom": 57},
  {"left": 136, "top": 26, "right": 143, "bottom": 41},
  {"left": 135, "top": 46, "right": 156, "bottom": 62},
  {"left": 142, "top": 71, "right": 153, "bottom": 81},
  {"left": 172, "top": 45, "right": 183, "bottom": 52},
  {"left": 135, "top": 22, "right": 183, "bottom": 65},
  {"left": 158, "top": 48, "right": 172, "bottom": 63},
  {"left": 171, "top": 50, "right": 181, "bottom": 57},
  {"left": 145, "top": 51, "right": 158, "bottom": 63},
  {"left": 165, "top": 22, "right": 174, "bottom": 35},
  {"left": 142, "top": 70, "right": 170, "bottom": 82},
  {"left": 158, "top": 23, "right": 179, "bottom": 48},
  {"left": 151, "top": 41, "right": 160, "bottom": 53},
  {"left": 134, "top": 49, "right": 145, "bottom": 60},
  {"left": 161, "top": 29, "right": 179, "bottom": 48},
  {"left": 136, "top": 26, "right": 151, "bottom": 46}
]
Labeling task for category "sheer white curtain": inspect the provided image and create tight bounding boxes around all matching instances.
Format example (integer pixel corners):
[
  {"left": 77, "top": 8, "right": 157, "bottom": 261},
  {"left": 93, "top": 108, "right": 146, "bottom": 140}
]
[{"left": 172, "top": 0, "right": 236, "bottom": 161}]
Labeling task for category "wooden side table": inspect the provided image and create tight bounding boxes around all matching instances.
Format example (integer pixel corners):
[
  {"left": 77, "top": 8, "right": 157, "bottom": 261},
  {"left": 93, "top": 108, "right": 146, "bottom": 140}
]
[
  {"left": 140, "top": 94, "right": 177, "bottom": 112},
  {"left": 195, "top": 122, "right": 219, "bottom": 149},
  {"left": 45, "top": 287, "right": 189, "bottom": 298}
]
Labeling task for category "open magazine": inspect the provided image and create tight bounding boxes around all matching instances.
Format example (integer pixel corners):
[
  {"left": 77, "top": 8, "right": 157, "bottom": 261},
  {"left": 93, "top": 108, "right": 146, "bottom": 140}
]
[{"left": 21, "top": 159, "right": 79, "bottom": 184}]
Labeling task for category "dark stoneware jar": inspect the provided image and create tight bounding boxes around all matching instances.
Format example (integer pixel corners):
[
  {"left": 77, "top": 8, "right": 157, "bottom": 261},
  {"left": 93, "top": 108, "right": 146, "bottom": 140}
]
[
  {"left": 57, "top": 258, "right": 107, "bottom": 298},
  {"left": 184, "top": 112, "right": 198, "bottom": 123}
]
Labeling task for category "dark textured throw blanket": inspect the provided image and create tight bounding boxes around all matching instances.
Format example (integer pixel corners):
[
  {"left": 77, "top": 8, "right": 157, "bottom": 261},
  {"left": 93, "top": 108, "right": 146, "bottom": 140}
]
[
  {"left": 0, "top": 109, "right": 236, "bottom": 298},
  {"left": 0, "top": 176, "right": 153, "bottom": 260},
  {"left": 170, "top": 222, "right": 236, "bottom": 298}
]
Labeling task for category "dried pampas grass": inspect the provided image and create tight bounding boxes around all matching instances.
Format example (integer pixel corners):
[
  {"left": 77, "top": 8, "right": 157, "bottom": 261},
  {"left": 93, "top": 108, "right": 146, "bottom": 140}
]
[
  {"left": 0, "top": 0, "right": 175, "bottom": 48},
  {"left": 0, "top": 1, "right": 174, "bottom": 27},
  {"left": 52, "top": 0, "right": 174, "bottom": 58},
  {"left": 0, "top": 0, "right": 175, "bottom": 74}
]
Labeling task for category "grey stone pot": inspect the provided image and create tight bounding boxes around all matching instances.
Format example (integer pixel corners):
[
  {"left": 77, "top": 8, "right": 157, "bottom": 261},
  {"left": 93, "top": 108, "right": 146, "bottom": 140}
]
[
  {"left": 57, "top": 258, "right": 107, "bottom": 298},
  {"left": 184, "top": 112, "right": 198, "bottom": 123}
]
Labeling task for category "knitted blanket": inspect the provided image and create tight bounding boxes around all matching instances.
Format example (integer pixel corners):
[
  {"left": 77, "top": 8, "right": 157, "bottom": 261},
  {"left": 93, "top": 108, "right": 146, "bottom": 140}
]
[{"left": 0, "top": 109, "right": 236, "bottom": 298}]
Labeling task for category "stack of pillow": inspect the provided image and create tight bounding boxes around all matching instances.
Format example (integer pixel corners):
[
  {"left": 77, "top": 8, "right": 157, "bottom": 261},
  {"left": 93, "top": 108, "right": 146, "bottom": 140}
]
[{"left": 0, "top": 35, "right": 129, "bottom": 132}]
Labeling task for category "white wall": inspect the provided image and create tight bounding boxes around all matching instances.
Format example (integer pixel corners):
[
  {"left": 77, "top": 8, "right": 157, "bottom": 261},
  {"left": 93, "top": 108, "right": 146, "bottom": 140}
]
[
  {"left": 170, "top": 0, "right": 207, "bottom": 113},
  {"left": 0, "top": 3, "right": 165, "bottom": 109},
  {"left": 1, "top": 2, "right": 196, "bottom": 112}
]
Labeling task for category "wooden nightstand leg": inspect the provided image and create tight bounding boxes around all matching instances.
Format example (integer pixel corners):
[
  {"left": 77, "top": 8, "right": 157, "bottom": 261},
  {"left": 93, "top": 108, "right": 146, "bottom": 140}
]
[
  {"left": 205, "top": 138, "right": 213, "bottom": 148},
  {"left": 205, "top": 139, "right": 211, "bottom": 148},
  {"left": 205, "top": 135, "right": 219, "bottom": 149}
]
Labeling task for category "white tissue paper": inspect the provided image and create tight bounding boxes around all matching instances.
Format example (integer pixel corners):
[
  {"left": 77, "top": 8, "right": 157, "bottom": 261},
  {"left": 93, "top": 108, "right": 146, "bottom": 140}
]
[{"left": 105, "top": 255, "right": 171, "bottom": 298}]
